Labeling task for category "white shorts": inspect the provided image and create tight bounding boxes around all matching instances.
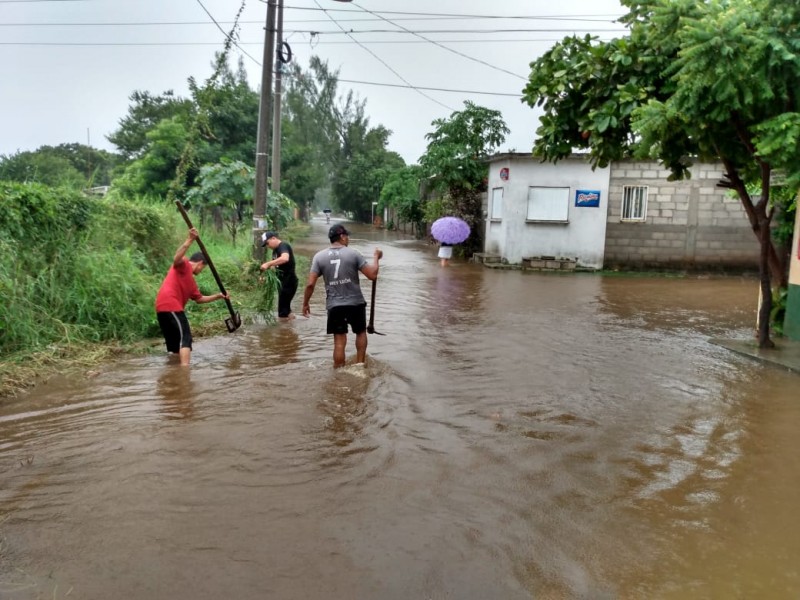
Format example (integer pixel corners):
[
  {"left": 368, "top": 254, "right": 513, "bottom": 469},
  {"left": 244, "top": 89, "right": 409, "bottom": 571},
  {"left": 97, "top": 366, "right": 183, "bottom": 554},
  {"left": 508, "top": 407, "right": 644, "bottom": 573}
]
[{"left": 438, "top": 246, "right": 453, "bottom": 259}]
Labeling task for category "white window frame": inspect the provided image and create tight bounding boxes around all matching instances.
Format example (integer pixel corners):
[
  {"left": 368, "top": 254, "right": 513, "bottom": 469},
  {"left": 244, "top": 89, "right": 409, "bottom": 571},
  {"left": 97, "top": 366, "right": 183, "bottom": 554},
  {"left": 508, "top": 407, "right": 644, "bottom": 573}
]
[
  {"left": 621, "top": 185, "right": 648, "bottom": 221},
  {"left": 526, "top": 186, "right": 570, "bottom": 222},
  {"left": 490, "top": 187, "right": 503, "bottom": 220}
]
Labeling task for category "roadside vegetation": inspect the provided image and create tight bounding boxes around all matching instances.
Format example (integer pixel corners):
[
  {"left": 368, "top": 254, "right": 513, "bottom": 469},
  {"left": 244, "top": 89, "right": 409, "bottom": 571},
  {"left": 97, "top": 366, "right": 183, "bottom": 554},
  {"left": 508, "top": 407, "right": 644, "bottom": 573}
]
[{"left": 0, "top": 181, "right": 310, "bottom": 399}]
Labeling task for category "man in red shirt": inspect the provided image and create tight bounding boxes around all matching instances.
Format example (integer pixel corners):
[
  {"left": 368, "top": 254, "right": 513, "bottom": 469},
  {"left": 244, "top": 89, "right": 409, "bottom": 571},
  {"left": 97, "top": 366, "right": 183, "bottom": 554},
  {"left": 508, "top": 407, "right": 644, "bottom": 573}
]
[{"left": 155, "top": 228, "right": 230, "bottom": 366}]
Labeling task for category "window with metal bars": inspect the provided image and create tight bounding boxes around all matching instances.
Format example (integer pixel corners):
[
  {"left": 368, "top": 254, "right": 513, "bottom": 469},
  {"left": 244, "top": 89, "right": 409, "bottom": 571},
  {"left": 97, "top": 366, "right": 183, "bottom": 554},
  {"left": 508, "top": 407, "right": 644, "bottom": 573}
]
[{"left": 621, "top": 185, "right": 648, "bottom": 221}]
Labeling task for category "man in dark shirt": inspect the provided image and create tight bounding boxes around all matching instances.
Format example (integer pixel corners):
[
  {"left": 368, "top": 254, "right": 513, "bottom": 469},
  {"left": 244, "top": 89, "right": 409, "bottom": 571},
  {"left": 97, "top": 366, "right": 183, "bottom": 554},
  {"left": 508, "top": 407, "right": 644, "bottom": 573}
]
[{"left": 260, "top": 231, "right": 298, "bottom": 320}]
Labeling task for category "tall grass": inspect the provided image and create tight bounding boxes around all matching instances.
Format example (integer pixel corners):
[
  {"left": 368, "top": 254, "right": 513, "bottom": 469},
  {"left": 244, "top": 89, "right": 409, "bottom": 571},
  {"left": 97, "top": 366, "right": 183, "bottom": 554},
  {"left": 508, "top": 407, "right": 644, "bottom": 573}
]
[
  {"left": 0, "top": 181, "right": 308, "bottom": 397},
  {"left": 0, "top": 185, "right": 168, "bottom": 356}
]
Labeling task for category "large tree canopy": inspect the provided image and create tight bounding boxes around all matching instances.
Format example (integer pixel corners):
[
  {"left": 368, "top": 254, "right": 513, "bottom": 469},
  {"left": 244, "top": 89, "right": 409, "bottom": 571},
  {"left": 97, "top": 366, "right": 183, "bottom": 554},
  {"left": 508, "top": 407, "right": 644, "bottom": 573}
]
[
  {"left": 0, "top": 143, "right": 117, "bottom": 188},
  {"left": 523, "top": 0, "right": 800, "bottom": 347},
  {"left": 283, "top": 57, "right": 405, "bottom": 220},
  {"left": 107, "top": 90, "right": 193, "bottom": 161},
  {"left": 380, "top": 165, "right": 424, "bottom": 233},
  {"left": 420, "top": 101, "right": 509, "bottom": 193},
  {"left": 419, "top": 101, "right": 509, "bottom": 253}
]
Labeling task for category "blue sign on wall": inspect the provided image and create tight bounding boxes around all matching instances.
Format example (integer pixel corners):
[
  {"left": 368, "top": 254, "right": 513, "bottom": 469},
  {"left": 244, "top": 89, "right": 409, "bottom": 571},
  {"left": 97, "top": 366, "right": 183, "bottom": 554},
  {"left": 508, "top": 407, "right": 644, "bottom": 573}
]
[{"left": 575, "top": 190, "right": 601, "bottom": 207}]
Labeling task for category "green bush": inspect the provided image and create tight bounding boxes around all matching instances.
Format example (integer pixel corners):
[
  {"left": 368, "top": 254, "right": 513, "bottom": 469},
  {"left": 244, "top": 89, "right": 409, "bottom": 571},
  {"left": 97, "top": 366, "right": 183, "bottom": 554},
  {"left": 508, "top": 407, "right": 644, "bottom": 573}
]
[{"left": 0, "top": 183, "right": 176, "bottom": 355}]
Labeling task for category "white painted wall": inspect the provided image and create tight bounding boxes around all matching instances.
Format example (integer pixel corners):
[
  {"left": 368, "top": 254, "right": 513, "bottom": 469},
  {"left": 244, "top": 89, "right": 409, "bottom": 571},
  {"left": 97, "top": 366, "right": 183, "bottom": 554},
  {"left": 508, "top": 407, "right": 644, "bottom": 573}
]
[{"left": 484, "top": 155, "right": 610, "bottom": 268}]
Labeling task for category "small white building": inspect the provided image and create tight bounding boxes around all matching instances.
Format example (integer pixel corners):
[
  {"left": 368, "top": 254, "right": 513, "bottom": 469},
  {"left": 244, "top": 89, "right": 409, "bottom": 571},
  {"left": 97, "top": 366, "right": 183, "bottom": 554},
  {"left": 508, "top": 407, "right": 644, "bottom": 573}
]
[
  {"left": 484, "top": 153, "right": 757, "bottom": 271},
  {"left": 485, "top": 153, "right": 610, "bottom": 269}
]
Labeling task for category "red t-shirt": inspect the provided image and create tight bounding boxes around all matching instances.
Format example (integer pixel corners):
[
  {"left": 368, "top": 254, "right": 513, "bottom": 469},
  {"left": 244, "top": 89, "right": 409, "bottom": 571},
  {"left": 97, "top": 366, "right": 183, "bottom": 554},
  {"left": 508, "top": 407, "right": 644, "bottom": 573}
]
[{"left": 155, "top": 259, "right": 202, "bottom": 312}]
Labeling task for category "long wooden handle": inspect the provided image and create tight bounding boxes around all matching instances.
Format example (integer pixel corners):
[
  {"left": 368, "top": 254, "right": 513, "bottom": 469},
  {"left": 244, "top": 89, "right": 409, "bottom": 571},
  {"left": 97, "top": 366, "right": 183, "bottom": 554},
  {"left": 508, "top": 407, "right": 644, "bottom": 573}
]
[
  {"left": 368, "top": 279, "right": 377, "bottom": 329},
  {"left": 174, "top": 201, "right": 236, "bottom": 318}
]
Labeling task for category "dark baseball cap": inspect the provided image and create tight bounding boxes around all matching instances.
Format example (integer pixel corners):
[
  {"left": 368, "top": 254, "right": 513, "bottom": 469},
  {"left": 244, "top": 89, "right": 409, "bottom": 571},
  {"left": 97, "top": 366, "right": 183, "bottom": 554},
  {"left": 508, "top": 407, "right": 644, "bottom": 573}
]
[
  {"left": 328, "top": 224, "right": 350, "bottom": 242},
  {"left": 260, "top": 231, "right": 278, "bottom": 246}
]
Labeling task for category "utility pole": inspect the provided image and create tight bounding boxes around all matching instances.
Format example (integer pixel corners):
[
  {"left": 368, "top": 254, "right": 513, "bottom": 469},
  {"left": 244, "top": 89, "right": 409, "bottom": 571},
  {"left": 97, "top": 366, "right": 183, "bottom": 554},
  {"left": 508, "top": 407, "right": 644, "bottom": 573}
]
[
  {"left": 253, "top": 0, "right": 278, "bottom": 258},
  {"left": 271, "top": 0, "right": 284, "bottom": 195}
]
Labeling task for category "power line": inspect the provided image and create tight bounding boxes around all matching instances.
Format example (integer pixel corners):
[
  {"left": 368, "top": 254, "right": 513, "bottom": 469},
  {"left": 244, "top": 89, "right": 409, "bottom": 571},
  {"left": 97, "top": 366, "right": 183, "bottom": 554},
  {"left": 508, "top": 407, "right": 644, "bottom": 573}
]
[
  {"left": 336, "top": 78, "right": 522, "bottom": 98},
  {"left": 193, "top": 0, "right": 261, "bottom": 65},
  {"left": 310, "top": 0, "right": 454, "bottom": 112},
  {"left": 279, "top": 4, "right": 623, "bottom": 22},
  {"left": 352, "top": 2, "right": 527, "bottom": 81},
  {"left": 0, "top": 23, "right": 626, "bottom": 35},
  {"left": 281, "top": 28, "right": 626, "bottom": 35},
  {"left": 281, "top": 68, "right": 522, "bottom": 97},
  {"left": 0, "top": 15, "right": 625, "bottom": 27},
  {"left": 0, "top": 37, "right": 618, "bottom": 46}
]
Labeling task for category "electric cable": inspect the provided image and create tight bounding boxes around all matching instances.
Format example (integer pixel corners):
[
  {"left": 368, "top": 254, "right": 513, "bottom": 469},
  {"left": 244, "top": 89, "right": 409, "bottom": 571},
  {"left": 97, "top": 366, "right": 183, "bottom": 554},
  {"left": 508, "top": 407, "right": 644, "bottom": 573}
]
[
  {"left": 194, "top": 0, "right": 261, "bottom": 66},
  {"left": 352, "top": 2, "right": 527, "bottom": 81},
  {"left": 310, "top": 0, "right": 454, "bottom": 112}
]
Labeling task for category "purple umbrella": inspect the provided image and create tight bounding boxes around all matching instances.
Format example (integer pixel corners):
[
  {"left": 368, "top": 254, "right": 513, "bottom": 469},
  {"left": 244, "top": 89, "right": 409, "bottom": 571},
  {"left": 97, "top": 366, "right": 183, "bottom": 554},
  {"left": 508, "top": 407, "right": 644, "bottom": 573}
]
[{"left": 431, "top": 216, "right": 470, "bottom": 245}]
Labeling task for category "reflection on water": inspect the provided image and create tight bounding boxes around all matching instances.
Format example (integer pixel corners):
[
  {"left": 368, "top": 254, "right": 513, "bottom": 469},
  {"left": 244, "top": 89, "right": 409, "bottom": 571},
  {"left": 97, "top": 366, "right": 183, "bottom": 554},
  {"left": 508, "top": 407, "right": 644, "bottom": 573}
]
[
  {"left": 156, "top": 367, "right": 196, "bottom": 420},
  {"left": 1, "top": 221, "right": 799, "bottom": 599}
]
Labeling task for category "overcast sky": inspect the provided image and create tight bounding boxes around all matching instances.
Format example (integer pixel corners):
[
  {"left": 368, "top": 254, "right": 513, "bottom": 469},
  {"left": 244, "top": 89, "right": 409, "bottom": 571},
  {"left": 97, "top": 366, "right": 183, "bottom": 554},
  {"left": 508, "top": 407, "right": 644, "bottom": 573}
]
[{"left": 1, "top": 0, "right": 628, "bottom": 165}]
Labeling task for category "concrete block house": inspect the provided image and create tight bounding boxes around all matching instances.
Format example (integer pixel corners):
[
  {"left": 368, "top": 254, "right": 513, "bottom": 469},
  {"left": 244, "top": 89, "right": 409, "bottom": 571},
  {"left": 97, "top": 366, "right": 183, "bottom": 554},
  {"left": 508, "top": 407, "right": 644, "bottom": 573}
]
[{"left": 482, "top": 153, "right": 758, "bottom": 272}]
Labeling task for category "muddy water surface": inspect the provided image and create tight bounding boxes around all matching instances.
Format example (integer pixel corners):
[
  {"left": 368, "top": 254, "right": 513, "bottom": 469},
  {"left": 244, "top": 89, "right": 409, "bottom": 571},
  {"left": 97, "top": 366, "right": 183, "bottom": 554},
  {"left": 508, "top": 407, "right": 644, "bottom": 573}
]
[{"left": 1, "top": 220, "right": 799, "bottom": 599}]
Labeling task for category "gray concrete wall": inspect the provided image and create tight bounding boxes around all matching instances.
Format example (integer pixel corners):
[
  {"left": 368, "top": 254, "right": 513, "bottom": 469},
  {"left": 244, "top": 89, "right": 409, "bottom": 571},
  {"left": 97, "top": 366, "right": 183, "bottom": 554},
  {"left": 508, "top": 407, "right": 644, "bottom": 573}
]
[{"left": 604, "top": 161, "right": 759, "bottom": 270}]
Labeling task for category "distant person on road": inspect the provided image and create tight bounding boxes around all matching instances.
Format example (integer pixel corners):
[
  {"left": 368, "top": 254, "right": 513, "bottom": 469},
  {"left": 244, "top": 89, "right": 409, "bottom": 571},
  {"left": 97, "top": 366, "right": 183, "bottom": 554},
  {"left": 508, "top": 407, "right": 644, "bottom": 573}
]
[
  {"left": 155, "top": 228, "right": 230, "bottom": 366},
  {"left": 302, "top": 224, "right": 382, "bottom": 368},
  {"left": 260, "top": 231, "right": 298, "bottom": 321}
]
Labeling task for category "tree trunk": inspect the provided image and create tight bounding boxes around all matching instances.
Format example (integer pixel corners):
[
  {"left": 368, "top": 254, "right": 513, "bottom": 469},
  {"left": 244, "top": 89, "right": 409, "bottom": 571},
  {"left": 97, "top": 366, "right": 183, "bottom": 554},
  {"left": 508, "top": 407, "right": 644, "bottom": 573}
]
[
  {"left": 719, "top": 158, "right": 787, "bottom": 287},
  {"left": 757, "top": 216, "right": 775, "bottom": 348}
]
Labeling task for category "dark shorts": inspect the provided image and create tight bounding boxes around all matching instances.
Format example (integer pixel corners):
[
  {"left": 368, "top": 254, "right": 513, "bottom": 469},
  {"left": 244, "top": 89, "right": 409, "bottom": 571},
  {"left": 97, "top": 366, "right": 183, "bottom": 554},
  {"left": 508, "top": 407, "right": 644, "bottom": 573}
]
[
  {"left": 278, "top": 276, "right": 298, "bottom": 318},
  {"left": 157, "top": 311, "right": 192, "bottom": 353},
  {"left": 326, "top": 303, "right": 367, "bottom": 335}
]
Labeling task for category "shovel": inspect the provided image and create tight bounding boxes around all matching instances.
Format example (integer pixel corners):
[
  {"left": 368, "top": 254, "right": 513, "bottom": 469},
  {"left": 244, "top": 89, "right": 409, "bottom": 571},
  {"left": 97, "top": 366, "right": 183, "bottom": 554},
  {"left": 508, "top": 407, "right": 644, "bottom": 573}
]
[
  {"left": 366, "top": 278, "right": 385, "bottom": 335},
  {"left": 175, "top": 200, "right": 242, "bottom": 333}
]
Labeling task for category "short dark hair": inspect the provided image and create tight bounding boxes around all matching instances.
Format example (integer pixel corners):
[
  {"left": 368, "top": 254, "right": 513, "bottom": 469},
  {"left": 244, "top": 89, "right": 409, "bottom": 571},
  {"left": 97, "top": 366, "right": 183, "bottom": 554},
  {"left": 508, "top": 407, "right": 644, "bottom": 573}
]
[
  {"left": 189, "top": 251, "right": 206, "bottom": 264},
  {"left": 328, "top": 224, "right": 350, "bottom": 242}
]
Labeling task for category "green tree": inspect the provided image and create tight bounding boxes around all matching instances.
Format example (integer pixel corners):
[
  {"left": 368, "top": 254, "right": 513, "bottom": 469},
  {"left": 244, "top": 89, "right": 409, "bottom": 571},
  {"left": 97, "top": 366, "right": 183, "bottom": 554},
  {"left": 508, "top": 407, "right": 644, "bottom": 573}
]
[
  {"left": 109, "top": 55, "right": 258, "bottom": 200},
  {"left": 0, "top": 151, "right": 85, "bottom": 189},
  {"left": 185, "top": 159, "right": 253, "bottom": 245},
  {"left": 111, "top": 117, "right": 192, "bottom": 199},
  {"left": 198, "top": 56, "right": 259, "bottom": 165},
  {"left": 280, "top": 56, "right": 406, "bottom": 221},
  {"left": 522, "top": 0, "right": 800, "bottom": 348},
  {"left": 380, "top": 165, "right": 424, "bottom": 234},
  {"left": 419, "top": 101, "right": 509, "bottom": 253},
  {"left": 0, "top": 144, "right": 118, "bottom": 188},
  {"left": 333, "top": 123, "right": 405, "bottom": 221},
  {"left": 279, "top": 59, "right": 341, "bottom": 212},
  {"left": 107, "top": 90, "right": 193, "bottom": 160},
  {"left": 185, "top": 160, "right": 295, "bottom": 245}
]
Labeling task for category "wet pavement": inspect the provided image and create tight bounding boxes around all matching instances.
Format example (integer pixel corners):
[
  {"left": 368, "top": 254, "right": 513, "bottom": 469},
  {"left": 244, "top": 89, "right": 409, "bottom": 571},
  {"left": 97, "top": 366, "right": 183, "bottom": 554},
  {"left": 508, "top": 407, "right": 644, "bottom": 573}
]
[{"left": 712, "top": 336, "right": 800, "bottom": 375}]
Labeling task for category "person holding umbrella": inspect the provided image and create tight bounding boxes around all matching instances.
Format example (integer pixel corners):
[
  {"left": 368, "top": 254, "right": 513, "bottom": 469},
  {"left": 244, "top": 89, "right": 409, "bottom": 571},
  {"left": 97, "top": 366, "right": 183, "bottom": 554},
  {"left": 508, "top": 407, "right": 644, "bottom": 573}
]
[
  {"left": 431, "top": 216, "right": 470, "bottom": 267},
  {"left": 438, "top": 242, "right": 453, "bottom": 267}
]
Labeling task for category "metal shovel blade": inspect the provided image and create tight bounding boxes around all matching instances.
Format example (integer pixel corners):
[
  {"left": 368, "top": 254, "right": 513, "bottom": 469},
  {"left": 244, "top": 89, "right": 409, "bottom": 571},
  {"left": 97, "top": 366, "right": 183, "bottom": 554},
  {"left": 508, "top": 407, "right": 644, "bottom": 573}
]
[{"left": 225, "top": 312, "right": 242, "bottom": 333}]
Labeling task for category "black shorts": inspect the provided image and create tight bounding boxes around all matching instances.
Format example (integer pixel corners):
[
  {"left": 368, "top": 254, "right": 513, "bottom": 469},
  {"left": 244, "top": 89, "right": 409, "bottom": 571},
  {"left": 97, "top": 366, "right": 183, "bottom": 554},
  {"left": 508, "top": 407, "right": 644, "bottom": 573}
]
[
  {"left": 326, "top": 303, "right": 367, "bottom": 335},
  {"left": 157, "top": 311, "right": 192, "bottom": 353}
]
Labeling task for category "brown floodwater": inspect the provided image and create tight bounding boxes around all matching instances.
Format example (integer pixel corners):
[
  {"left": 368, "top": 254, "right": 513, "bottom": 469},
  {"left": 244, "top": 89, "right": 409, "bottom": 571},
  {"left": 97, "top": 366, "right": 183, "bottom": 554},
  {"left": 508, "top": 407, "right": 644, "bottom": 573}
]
[{"left": 1, "top": 220, "right": 799, "bottom": 599}]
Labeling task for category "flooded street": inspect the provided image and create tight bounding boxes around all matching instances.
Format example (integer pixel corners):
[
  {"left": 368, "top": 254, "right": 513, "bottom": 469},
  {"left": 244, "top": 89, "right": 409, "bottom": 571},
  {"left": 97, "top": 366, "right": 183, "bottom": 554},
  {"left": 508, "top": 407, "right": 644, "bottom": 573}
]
[{"left": 2, "top": 220, "right": 799, "bottom": 599}]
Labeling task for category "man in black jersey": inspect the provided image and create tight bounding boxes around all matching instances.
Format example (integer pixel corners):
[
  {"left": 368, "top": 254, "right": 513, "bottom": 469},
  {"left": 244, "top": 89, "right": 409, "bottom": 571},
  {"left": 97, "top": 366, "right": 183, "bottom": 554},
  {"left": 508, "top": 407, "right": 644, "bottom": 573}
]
[{"left": 260, "top": 231, "right": 298, "bottom": 320}]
